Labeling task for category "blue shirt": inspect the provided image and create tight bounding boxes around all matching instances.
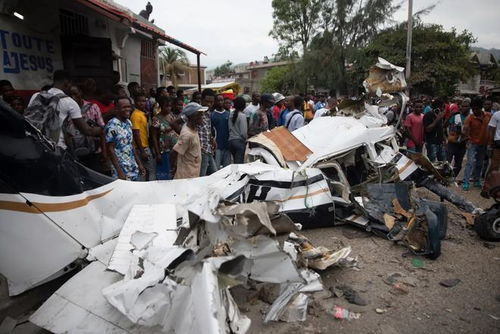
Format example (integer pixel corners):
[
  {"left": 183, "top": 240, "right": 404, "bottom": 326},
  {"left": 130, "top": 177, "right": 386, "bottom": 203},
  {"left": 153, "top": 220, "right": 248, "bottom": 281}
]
[
  {"left": 211, "top": 109, "right": 230, "bottom": 150},
  {"left": 278, "top": 108, "right": 290, "bottom": 126},
  {"left": 285, "top": 110, "right": 305, "bottom": 132},
  {"left": 423, "top": 105, "right": 432, "bottom": 114},
  {"left": 105, "top": 117, "right": 139, "bottom": 181},
  {"left": 314, "top": 101, "right": 326, "bottom": 111}
]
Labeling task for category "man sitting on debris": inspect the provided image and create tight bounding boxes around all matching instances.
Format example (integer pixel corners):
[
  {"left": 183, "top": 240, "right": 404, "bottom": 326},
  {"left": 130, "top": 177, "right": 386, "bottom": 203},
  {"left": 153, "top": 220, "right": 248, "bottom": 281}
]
[
  {"left": 285, "top": 95, "right": 305, "bottom": 132},
  {"left": 172, "top": 103, "right": 207, "bottom": 179},
  {"left": 423, "top": 98, "right": 446, "bottom": 162},
  {"left": 404, "top": 99, "right": 424, "bottom": 153},
  {"left": 462, "top": 97, "right": 491, "bottom": 191}
]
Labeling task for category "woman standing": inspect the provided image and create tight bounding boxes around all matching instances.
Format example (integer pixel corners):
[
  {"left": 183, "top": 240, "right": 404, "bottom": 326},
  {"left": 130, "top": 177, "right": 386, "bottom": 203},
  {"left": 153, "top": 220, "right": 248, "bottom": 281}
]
[
  {"left": 151, "top": 96, "right": 181, "bottom": 180},
  {"left": 228, "top": 96, "right": 248, "bottom": 163}
]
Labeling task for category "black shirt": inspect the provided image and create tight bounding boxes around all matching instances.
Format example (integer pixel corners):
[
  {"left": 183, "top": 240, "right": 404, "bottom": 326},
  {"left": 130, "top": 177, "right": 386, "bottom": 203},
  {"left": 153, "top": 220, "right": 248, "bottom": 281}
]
[{"left": 423, "top": 110, "right": 445, "bottom": 144}]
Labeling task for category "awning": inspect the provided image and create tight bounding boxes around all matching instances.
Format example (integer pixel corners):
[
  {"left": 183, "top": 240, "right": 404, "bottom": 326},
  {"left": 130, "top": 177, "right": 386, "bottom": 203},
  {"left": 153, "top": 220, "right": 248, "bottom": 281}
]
[{"left": 77, "top": 0, "right": 205, "bottom": 55}]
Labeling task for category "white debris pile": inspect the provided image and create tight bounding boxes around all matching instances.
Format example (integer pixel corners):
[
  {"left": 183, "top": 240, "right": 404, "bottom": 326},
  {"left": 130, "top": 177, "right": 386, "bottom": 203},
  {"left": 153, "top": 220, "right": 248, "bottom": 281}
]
[{"left": 31, "top": 201, "right": 355, "bottom": 333}]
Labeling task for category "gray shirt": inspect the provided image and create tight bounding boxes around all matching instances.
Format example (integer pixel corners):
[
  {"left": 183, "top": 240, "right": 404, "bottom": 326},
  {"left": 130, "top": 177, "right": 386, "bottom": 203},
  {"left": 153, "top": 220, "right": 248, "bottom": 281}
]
[
  {"left": 228, "top": 110, "right": 248, "bottom": 141},
  {"left": 285, "top": 109, "right": 305, "bottom": 132}
]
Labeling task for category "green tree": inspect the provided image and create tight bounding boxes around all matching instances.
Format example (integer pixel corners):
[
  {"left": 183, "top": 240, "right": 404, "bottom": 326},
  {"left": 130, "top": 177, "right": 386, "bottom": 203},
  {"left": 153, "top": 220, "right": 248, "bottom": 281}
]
[
  {"left": 260, "top": 65, "right": 297, "bottom": 94},
  {"left": 360, "top": 22, "right": 476, "bottom": 97},
  {"left": 310, "top": 0, "right": 399, "bottom": 95},
  {"left": 270, "top": 0, "right": 324, "bottom": 55},
  {"left": 159, "top": 47, "right": 189, "bottom": 88},
  {"left": 214, "top": 61, "right": 233, "bottom": 77},
  {"left": 270, "top": 0, "right": 399, "bottom": 95}
]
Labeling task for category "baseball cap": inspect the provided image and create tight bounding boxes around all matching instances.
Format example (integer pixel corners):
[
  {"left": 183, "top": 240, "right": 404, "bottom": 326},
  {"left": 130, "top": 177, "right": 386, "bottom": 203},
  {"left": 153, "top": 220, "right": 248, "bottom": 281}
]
[
  {"left": 260, "top": 93, "right": 275, "bottom": 105},
  {"left": 182, "top": 102, "right": 207, "bottom": 117}
]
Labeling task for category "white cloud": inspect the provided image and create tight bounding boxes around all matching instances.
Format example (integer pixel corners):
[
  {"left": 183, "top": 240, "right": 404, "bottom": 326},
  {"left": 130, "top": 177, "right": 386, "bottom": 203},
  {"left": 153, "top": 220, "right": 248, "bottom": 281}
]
[{"left": 115, "top": 0, "right": 500, "bottom": 67}]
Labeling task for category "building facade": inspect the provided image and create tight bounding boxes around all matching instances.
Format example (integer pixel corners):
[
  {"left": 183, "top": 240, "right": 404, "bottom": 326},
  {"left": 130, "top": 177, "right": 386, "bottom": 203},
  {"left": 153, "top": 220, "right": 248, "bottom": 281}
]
[{"left": 0, "top": 0, "right": 202, "bottom": 97}]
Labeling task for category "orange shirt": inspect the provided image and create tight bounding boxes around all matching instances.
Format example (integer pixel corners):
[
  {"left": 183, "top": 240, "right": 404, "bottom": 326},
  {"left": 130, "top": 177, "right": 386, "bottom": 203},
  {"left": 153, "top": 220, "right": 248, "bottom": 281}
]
[{"left": 464, "top": 112, "right": 491, "bottom": 145}]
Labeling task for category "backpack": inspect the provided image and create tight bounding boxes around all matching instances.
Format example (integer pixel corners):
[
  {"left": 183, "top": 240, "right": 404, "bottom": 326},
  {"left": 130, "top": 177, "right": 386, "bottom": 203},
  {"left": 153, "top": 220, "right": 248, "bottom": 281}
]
[
  {"left": 24, "top": 91, "right": 68, "bottom": 144},
  {"left": 62, "top": 103, "right": 99, "bottom": 157},
  {"left": 285, "top": 111, "right": 301, "bottom": 129}
]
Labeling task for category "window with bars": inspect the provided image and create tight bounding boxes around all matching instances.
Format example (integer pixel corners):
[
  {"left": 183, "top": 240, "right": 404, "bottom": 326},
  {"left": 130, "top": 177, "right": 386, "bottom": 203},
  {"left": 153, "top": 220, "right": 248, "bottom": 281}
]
[
  {"left": 60, "top": 9, "right": 89, "bottom": 35},
  {"left": 141, "top": 39, "right": 156, "bottom": 59}
]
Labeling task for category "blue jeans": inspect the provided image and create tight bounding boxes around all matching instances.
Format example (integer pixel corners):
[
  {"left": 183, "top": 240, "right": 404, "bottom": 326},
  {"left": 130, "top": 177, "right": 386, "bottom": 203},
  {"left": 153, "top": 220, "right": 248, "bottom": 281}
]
[
  {"left": 215, "top": 148, "right": 232, "bottom": 169},
  {"left": 200, "top": 151, "right": 217, "bottom": 176},
  {"left": 156, "top": 151, "right": 171, "bottom": 180},
  {"left": 463, "top": 144, "right": 487, "bottom": 183},
  {"left": 139, "top": 147, "right": 156, "bottom": 181},
  {"left": 228, "top": 139, "right": 246, "bottom": 163},
  {"left": 426, "top": 143, "right": 446, "bottom": 162}
]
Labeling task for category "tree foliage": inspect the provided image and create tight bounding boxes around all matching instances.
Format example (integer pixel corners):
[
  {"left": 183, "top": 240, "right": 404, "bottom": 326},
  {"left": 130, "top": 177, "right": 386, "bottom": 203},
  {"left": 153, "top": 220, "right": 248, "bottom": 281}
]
[
  {"left": 270, "top": 0, "right": 400, "bottom": 95},
  {"left": 214, "top": 61, "right": 233, "bottom": 77},
  {"left": 159, "top": 47, "right": 189, "bottom": 88},
  {"left": 270, "top": 0, "right": 324, "bottom": 55},
  {"left": 359, "top": 22, "right": 476, "bottom": 97},
  {"left": 260, "top": 65, "right": 297, "bottom": 94}
]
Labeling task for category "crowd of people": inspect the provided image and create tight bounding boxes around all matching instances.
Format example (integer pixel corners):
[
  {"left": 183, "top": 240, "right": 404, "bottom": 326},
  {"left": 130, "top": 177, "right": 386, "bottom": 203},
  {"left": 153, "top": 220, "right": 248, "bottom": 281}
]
[
  {"left": 0, "top": 73, "right": 499, "bottom": 192},
  {"left": 403, "top": 96, "right": 499, "bottom": 192}
]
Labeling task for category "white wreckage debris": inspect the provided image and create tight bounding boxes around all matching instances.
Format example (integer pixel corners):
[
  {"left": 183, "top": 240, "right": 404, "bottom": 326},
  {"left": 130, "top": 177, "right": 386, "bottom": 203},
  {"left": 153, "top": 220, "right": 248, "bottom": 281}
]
[{"left": 31, "top": 201, "right": 355, "bottom": 333}]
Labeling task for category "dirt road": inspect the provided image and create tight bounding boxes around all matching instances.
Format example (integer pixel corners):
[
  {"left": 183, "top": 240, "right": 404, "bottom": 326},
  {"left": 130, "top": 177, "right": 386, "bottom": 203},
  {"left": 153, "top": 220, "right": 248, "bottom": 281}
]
[{"left": 238, "top": 185, "right": 500, "bottom": 334}]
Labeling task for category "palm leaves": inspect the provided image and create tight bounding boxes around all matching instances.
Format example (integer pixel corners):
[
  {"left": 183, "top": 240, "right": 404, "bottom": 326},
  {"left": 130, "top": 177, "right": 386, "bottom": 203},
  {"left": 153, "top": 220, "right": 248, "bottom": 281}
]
[{"left": 159, "top": 47, "right": 189, "bottom": 87}]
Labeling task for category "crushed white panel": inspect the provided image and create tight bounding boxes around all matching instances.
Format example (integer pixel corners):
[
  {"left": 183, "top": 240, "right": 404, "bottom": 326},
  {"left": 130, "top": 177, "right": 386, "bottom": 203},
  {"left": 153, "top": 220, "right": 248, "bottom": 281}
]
[
  {"left": 87, "top": 238, "right": 118, "bottom": 266},
  {"left": 108, "top": 204, "right": 178, "bottom": 275},
  {"left": 231, "top": 236, "right": 303, "bottom": 284},
  {"left": 345, "top": 214, "right": 370, "bottom": 226},
  {"left": 396, "top": 155, "right": 418, "bottom": 180},
  {"left": 30, "top": 262, "right": 139, "bottom": 334}
]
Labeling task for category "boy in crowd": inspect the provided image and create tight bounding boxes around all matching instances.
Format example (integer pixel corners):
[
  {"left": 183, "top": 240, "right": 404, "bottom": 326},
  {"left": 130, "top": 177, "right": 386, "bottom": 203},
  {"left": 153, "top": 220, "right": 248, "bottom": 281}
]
[
  {"left": 130, "top": 93, "right": 156, "bottom": 180},
  {"left": 211, "top": 95, "right": 231, "bottom": 168}
]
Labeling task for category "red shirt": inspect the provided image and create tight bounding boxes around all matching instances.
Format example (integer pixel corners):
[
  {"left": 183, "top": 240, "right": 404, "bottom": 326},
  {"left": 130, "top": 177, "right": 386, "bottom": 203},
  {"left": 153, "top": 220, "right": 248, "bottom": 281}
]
[
  {"left": 88, "top": 98, "right": 114, "bottom": 114},
  {"left": 404, "top": 112, "right": 424, "bottom": 148},
  {"left": 464, "top": 112, "right": 491, "bottom": 145}
]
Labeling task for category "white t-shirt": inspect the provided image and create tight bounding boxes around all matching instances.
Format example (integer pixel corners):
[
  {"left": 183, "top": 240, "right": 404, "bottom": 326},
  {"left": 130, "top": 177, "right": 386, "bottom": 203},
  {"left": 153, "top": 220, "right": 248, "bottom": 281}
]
[
  {"left": 314, "top": 107, "right": 329, "bottom": 119},
  {"left": 243, "top": 103, "right": 259, "bottom": 119},
  {"left": 28, "top": 87, "right": 82, "bottom": 149},
  {"left": 488, "top": 110, "right": 500, "bottom": 141}
]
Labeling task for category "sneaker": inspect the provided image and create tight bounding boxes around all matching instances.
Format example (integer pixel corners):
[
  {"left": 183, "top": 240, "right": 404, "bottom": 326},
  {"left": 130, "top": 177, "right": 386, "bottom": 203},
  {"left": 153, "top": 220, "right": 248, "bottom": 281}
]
[
  {"left": 462, "top": 182, "right": 470, "bottom": 191},
  {"left": 474, "top": 181, "right": 482, "bottom": 188}
]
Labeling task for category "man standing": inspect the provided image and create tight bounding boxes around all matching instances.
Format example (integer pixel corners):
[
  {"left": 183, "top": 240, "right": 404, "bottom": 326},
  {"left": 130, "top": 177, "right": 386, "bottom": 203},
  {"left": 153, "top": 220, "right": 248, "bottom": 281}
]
[
  {"left": 105, "top": 97, "right": 145, "bottom": 181},
  {"left": 211, "top": 95, "right": 231, "bottom": 168},
  {"left": 446, "top": 100, "right": 470, "bottom": 177},
  {"left": 26, "top": 70, "right": 101, "bottom": 149},
  {"left": 0, "top": 80, "right": 14, "bottom": 100},
  {"left": 249, "top": 94, "right": 274, "bottom": 136},
  {"left": 314, "top": 95, "right": 327, "bottom": 111},
  {"left": 130, "top": 93, "right": 156, "bottom": 181},
  {"left": 244, "top": 93, "right": 260, "bottom": 119},
  {"left": 127, "top": 82, "right": 141, "bottom": 99},
  {"left": 172, "top": 103, "right": 206, "bottom": 179},
  {"left": 483, "top": 105, "right": 500, "bottom": 196},
  {"left": 404, "top": 99, "right": 425, "bottom": 153},
  {"left": 462, "top": 98, "right": 491, "bottom": 190},
  {"left": 285, "top": 96, "right": 305, "bottom": 132},
  {"left": 199, "top": 89, "right": 217, "bottom": 176},
  {"left": 423, "top": 98, "right": 446, "bottom": 162}
]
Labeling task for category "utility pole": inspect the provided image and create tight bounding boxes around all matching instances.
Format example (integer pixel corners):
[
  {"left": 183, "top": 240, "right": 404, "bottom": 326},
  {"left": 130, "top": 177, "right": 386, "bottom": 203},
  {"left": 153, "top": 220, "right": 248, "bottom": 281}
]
[{"left": 405, "top": 0, "right": 413, "bottom": 81}]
